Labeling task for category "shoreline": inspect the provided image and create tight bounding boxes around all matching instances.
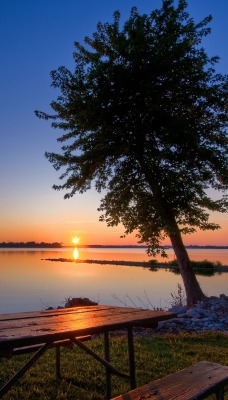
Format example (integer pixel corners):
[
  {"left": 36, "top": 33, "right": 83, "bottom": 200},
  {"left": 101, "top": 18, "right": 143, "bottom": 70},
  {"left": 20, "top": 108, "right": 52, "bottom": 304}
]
[{"left": 43, "top": 257, "right": 228, "bottom": 272}]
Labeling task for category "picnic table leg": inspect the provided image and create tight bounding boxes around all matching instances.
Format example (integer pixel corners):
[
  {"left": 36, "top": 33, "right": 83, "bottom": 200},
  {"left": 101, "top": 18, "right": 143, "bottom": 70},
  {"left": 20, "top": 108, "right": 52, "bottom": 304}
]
[
  {"left": 0, "top": 342, "right": 51, "bottom": 398},
  {"left": 56, "top": 347, "right": 61, "bottom": 379},
  {"left": 104, "top": 331, "right": 112, "bottom": 400},
  {"left": 127, "top": 327, "right": 136, "bottom": 389},
  {"left": 216, "top": 387, "right": 225, "bottom": 400}
]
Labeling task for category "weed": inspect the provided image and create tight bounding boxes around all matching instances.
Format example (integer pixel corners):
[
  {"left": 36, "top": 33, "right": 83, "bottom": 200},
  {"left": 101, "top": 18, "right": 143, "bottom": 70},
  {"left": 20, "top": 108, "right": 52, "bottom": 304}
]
[{"left": 170, "top": 283, "right": 186, "bottom": 307}]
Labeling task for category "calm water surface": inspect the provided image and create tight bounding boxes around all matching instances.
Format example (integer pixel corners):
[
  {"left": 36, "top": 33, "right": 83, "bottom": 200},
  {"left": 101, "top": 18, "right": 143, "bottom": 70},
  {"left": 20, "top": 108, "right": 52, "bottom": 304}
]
[{"left": 0, "top": 247, "right": 227, "bottom": 314}]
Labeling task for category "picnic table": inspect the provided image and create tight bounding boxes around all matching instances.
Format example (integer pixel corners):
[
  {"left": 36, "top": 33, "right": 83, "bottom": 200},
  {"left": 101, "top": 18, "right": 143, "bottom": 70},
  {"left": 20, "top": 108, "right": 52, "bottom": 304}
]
[{"left": 0, "top": 305, "right": 175, "bottom": 399}]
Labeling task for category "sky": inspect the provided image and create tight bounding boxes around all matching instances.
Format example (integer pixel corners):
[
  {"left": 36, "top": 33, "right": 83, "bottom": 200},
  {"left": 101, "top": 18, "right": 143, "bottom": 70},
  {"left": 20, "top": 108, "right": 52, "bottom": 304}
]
[{"left": 0, "top": 0, "right": 227, "bottom": 247}]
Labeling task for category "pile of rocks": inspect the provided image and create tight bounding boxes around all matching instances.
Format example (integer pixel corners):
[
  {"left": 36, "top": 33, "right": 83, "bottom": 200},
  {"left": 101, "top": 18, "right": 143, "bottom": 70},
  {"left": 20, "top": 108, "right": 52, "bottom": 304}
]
[{"left": 156, "top": 294, "right": 228, "bottom": 334}]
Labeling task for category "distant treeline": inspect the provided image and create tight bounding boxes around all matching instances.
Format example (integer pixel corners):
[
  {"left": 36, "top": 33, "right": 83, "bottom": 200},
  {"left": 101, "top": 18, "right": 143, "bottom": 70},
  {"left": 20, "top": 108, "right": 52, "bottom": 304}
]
[
  {"left": 0, "top": 242, "right": 63, "bottom": 248},
  {"left": 0, "top": 242, "right": 227, "bottom": 249},
  {"left": 75, "top": 245, "right": 228, "bottom": 249},
  {"left": 185, "top": 245, "right": 228, "bottom": 249}
]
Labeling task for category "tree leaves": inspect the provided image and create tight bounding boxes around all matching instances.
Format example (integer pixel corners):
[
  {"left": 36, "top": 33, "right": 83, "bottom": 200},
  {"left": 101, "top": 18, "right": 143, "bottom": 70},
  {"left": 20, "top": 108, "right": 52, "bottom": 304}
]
[{"left": 37, "top": 0, "right": 228, "bottom": 253}]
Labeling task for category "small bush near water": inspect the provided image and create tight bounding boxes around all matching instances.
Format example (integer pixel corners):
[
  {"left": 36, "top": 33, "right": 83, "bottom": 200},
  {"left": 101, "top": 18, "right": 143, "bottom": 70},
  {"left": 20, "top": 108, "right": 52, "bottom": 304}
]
[
  {"left": 0, "top": 332, "right": 227, "bottom": 399},
  {"left": 148, "top": 259, "right": 221, "bottom": 269},
  {"left": 148, "top": 259, "right": 221, "bottom": 275},
  {"left": 168, "top": 259, "right": 221, "bottom": 269}
]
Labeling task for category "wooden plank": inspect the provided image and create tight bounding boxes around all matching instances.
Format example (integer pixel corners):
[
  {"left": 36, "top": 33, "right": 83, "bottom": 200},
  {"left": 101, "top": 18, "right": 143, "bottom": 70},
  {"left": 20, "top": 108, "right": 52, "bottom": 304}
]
[
  {"left": 111, "top": 361, "right": 228, "bottom": 400},
  {"left": 0, "top": 306, "right": 172, "bottom": 322},
  {"left": 3, "top": 305, "right": 157, "bottom": 320},
  {"left": 0, "top": 305, "right": 114, "bottom": 321},
  {"left": 0, "top": 307, "right": 174, "bottom": 329},
  {"left": 0, "top": 307, "right": 175, "bottom": 355},
  {"left": 0, "top": 308, "right": 174, "bottom": 339},
  {"left": 0, "top": 311, "right": 172, "bottom": 335}
]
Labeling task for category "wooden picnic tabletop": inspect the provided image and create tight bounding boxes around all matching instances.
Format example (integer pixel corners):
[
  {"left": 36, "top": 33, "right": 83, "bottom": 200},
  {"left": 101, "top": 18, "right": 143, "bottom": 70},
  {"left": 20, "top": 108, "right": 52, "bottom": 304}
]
[{"left": 0, "top": 306, "right": 175, "bottom": 352}]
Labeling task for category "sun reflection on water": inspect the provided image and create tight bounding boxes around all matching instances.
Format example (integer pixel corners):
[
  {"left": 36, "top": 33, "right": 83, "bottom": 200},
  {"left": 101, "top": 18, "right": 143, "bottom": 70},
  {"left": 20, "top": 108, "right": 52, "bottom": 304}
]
[{"left": 73, "top": 248, "right": 79, "bottom": 260}]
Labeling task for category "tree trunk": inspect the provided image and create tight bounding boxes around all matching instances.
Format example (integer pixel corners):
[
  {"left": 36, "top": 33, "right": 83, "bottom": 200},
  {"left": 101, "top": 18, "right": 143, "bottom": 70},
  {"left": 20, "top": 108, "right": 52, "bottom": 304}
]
[
  {"left": 141, "top": 166, "right": 207, "bottom": 307},
  {"left": 169, "top": 230, "right": 206, "bottom": 308}
]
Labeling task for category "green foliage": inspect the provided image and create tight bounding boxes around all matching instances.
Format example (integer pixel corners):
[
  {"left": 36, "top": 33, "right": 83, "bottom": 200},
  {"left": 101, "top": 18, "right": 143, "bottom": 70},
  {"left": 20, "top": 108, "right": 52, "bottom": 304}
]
[
  {"left": 148, "top": 259, "right": 159, "bottom": 267},
  {"left": 0, "top": 333, "right": 227, "bottom": 399}
]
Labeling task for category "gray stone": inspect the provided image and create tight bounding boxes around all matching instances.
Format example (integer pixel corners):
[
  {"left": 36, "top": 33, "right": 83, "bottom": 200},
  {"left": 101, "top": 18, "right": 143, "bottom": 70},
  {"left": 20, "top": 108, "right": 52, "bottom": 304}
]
[
  {"left": 196, "top": 308, "right": 211, "bottom": 317},
  {"left": 186, "top": 309, "right": 201, "bottom": 318},
  {"left": 169, "top": 305, "right": 186, "bottom": 314},
  {"left": 156, "top": 295, "right": 228, "bottom": 334}
]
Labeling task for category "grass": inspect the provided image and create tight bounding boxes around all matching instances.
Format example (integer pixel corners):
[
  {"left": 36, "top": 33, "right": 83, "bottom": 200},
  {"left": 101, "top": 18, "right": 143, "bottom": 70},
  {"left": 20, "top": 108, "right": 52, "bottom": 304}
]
[{"left": 0, "top": 331, "right": 227, "bottom": 399}]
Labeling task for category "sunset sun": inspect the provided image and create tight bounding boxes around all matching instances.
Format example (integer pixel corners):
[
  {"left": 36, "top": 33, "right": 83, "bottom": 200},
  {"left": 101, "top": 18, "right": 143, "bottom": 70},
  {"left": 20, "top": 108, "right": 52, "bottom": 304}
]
[{"left": 72, "top": 236, "right": 80, "bottom": 245}]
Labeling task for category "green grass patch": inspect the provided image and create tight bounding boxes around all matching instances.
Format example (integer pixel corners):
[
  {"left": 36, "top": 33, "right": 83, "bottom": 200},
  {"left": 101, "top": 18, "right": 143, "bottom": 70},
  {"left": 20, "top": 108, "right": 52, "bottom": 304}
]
[
  {"left": 147, "top": 259, "right": 223, "bottom": 276},
  {"left": 164, "top": 259, "right": 222, "bottom": 276},
  {"left": 0, "top": 332, "right": 227, "bottom": 399},
  {"left": 167, "top": 259, "right": 220, "bottom": 269}
]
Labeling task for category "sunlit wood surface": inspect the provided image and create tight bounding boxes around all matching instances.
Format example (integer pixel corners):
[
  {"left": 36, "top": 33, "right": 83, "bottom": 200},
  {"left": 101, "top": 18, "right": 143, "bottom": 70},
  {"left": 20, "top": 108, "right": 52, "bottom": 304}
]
[{"left": 0, "top": 306, "right": 175, "bottom": 351}]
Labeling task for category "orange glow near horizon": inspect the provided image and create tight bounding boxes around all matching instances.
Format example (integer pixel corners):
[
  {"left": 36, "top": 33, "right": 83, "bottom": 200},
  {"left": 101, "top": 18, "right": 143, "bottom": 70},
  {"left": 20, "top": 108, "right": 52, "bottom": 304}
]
[{"left": 0, "top": 215, "right": 227, "bottom": 247}]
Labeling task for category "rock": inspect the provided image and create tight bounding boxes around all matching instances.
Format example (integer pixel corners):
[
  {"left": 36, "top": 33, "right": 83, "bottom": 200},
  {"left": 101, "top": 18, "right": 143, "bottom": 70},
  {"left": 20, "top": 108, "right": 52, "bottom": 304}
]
[
  {"left": 156, "top": 295, "right": 228, "bottom": 334},
  {"left": 169, "top": 305, "right": 186, "bottom": 314},
  {"left": 186, "top": 309, "right": 201, "bottom": 318}
]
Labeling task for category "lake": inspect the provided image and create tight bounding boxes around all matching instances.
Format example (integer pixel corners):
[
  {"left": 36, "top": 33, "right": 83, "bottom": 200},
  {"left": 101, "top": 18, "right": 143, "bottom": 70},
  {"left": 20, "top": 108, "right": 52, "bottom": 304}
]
[{"left": 0, "top": 247, "right": 227, "bottom": 314}]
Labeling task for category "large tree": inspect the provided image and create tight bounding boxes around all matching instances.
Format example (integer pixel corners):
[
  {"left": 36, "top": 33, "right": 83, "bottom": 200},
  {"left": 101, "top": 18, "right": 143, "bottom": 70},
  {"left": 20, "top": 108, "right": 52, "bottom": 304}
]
[{"left": 36, "top": 0, "right": 228, "bottom": 307}]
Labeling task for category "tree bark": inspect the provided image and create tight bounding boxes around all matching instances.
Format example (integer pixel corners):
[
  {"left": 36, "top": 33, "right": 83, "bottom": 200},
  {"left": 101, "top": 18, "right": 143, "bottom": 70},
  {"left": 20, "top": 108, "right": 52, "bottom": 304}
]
[{"left": 169, "top": 229, "right": 206, "bottom": 308}]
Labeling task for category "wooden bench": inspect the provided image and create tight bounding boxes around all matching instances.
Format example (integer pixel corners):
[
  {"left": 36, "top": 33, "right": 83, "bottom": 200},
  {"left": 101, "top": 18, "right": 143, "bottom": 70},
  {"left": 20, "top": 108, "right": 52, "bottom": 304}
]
[{"left": 111, "top": 361, "right": 228, "bottom": 400}]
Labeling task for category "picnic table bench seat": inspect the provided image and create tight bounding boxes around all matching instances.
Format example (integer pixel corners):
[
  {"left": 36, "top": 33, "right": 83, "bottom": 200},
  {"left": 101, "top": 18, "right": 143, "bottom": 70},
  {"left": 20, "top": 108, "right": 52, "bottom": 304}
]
[
  {"left": 111, "top": 361, "right": 228, "bottom": 400},
  {"left": 10, "top": 335, "right": 91, "bottom": 356}
]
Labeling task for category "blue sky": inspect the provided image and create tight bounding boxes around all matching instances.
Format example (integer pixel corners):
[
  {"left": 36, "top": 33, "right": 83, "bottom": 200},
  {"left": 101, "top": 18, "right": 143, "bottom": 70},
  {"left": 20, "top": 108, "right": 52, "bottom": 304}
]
[{"left": 0, "top": 0, "right": 227, "bottom": 246}]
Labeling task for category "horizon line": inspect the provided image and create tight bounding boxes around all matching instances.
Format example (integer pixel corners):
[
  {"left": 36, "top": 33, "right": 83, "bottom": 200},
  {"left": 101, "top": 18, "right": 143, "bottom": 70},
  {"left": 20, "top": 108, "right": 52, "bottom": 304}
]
[{"left": 0, "top": 241, "right": 228, "bottom": 249}]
